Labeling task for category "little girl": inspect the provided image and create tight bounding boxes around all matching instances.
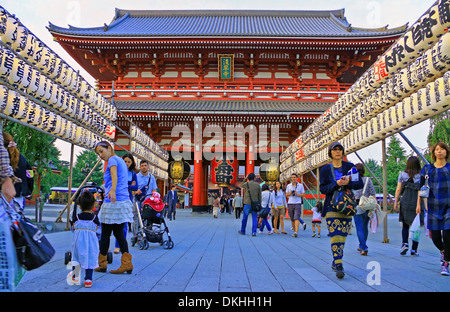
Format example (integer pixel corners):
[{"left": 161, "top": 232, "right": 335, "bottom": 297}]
[
  {"left": 312, "top": 201, "right": 322, "bottom": 238},
  {"left": 68, "top": 190, "right": 100, "bottom": 288}
]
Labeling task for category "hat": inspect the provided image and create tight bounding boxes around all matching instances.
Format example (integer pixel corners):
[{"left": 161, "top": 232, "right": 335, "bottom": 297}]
[
  {"left": 328, "top": 142, "right": 345, "bottom": 158},
  {"left": 143, "top": 191, "right": 165, "bottom": 212}
]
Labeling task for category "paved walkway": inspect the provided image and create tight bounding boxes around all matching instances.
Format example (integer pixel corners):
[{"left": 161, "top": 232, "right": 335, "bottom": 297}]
[{"left": 15, "top": 210, "right": 450, "bottom": 293}]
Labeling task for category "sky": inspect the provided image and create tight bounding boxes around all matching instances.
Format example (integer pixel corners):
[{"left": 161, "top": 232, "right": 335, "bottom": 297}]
[{"left": 1, "top": 0, "right": 438, "bottom": 165}]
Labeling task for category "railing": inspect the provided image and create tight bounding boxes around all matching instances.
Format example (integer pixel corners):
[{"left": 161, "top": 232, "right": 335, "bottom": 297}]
[{"left": 97, "top": 80, "right": 352, "bottom": 101}]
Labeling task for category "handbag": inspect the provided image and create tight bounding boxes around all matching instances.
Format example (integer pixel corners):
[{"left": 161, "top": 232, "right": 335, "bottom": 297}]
[
  {"left": 258, "top": 192, "right": 272, "bottom": 219},
  {"left": 359, "top": 177, "right": 379, "bottom": 212},
  {"left": 135, "top": 176, "right": 151, "bottom": 202},
  {"left": 330, "top": 165, "right": 357, "bottom": 216},
  {"left": 247, "top": 182, "right": 262, "bottom": 213},
  {"left": 419, "top": 166, "right": 430, "bottom": 198},
  {"left": 11, "top": 216, "right": 55, "bottom": 271}
]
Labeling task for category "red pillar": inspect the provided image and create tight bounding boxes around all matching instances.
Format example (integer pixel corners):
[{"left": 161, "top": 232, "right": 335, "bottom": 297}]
[
  {"left": 192, "top": 159, "right": 207, "bottom": 212},
  {"left": 246, "top": 126, "right": 256, "bottom": 176}
]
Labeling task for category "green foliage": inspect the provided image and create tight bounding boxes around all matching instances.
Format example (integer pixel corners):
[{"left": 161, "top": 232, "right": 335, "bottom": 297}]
[
  {"left": 72, "top": 149, "right": 104, "bottom": 187},
  {"left": 385, "top": 135, "right": 407, "bottom": 195}
]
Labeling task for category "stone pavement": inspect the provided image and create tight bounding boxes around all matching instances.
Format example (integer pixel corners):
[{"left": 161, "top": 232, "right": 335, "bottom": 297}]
[{"left": 15, "top": 209, "right": 450, "bottom": 293}]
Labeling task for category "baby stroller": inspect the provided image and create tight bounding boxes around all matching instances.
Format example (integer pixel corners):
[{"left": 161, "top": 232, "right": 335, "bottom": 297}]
[
  {"left": 64, "top": 183, "right": 113, "bottom": 265},
  {"left": 131, "top": 192, "right": 174, "bottom": 250}
]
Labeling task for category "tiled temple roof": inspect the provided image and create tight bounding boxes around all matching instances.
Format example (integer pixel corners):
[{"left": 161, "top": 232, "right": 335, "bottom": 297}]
[{"left": 48, "top": 8, "right": 407, "bottom": 38}]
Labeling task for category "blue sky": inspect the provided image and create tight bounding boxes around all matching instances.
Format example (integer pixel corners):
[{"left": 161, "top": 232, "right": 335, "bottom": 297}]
[{"left": 1, "top": 0, "right": 437, "bottom": 164}]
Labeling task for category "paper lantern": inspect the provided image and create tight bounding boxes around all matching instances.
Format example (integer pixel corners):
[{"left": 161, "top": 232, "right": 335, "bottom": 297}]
[
  {"left": 0, "top": 15, "right": 18, "bottom": 45},
  {"left": 36, "top": 46, "right": 53, "bottom": 72},
  {"left": 26, "top": 69, "right": 41, "bottom": 97},
  {"left": 168, "top": 159, "right": 191, "bottom": 184},
  {"left": 0, "top": 84, "right": 8, "bottom": 112},
  {"left": 4, "top": 91, "right": 28, "bottom": 120},
  {"left": 10, "top": 25, "right": 29, "bottom": 53},
  {"left": 26, "top": 101, "right": 42, "bottom": 126},
  {"left": 35, "top": 75, "right": 49, "bottom": 101},
  {"left": 18, "top": 32, "right": 37, "bottom": 61},
  {"left": 0, "top": 48, "right": 14, "bottom": 79},
  {"left": 49, "top": 57, "right": 63, "bottom": 79},
  {"left": 211, "top": 155, "right": 238, "bottom": 187}
]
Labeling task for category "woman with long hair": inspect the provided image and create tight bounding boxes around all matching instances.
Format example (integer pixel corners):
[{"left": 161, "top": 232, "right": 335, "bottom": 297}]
[
  {"left": 3, "top": 132, "right": 33, "bottom": 211},
  {"left": 394, "top": 156, "right": 424, "bottom": 256},
  {"left": 272, "top": 180, "right": 287, "bottom": 234}
]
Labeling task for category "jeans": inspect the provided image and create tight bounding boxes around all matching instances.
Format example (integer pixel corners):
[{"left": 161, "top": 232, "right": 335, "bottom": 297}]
[
  {"left": 353, "top": 211, "right": 370, "bottom": 252},
  {"left": 241, "top": 204, "right": 258, "bottom": 235},
  {"left": 260, "top": 217, "right": 272, "bottom": 232}
]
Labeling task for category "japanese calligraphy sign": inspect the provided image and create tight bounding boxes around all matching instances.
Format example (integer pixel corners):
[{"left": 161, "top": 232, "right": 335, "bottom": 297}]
[{"left": 218, "top": 54, "right": 234, "bottom": 82}]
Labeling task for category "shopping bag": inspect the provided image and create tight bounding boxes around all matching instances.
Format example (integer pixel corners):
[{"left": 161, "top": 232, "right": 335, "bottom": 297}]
[{"left": 409, "top": 214, "right": 422, "bottom": 242}]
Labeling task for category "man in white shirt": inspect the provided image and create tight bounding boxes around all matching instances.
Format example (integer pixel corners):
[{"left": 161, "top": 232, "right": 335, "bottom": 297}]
[{"left": 286, "top": 173, "right": 306, "bottom": 237}]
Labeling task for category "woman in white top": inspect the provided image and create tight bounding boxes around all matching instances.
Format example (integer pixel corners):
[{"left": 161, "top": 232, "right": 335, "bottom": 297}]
[
  {"left": 259, "top": 184, "right": 274, "bottom": 235},
  {"left": 272, "top": 181, "right": 288, "bottom": 234}
]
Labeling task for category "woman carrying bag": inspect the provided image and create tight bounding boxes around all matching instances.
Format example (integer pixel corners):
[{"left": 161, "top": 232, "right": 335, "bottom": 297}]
[
  {"left": 319, "top": 142, "right": 363, "bottom": 279},
  {"left": 418, "top": 142, "right": 450, "bottom": 276},
  {"left": 394, "top": 156, "right": 425, "bottom": 256}
]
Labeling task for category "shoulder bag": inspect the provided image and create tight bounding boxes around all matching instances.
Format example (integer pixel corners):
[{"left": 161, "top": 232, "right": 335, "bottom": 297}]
[
  {"left": 329, "top": 164, "right": 357, "bottom": 216},
  {"left": 9, "top": 213, "right": 55, "bottom": 271},
  {"left": 359, "top": 177, "right": 379, "bottom": 212},
  {"left": 419, "top": 166, "right": 430, "bottom": 198},
  {"left": 136, "top": 175, "right": 151, "bottom": 202},
  {"left": 247, "top": 182, "right": 262, "bottom": 213}
]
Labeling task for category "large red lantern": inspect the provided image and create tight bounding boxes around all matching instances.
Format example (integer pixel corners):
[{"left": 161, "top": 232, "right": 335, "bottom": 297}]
[{"left": 210, "top": 155, "right": 238, "bottom": 187}]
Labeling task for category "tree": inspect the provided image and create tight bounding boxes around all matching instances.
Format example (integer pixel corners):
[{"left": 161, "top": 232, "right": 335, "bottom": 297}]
[
  {"left": 72, "top": 150, "right": 104, "bottom": 187},
  {"left": 363, "top": 158, "right": 382, "bottom": 193},
  {"left": 3, "top": 121, "right": 65, "bottom": 201},
  {"left": 385, "top": 135, "right": 407, "bottom": 195},
  {"left": 428, "top": 112, "right": 450, "bottom": 150}
]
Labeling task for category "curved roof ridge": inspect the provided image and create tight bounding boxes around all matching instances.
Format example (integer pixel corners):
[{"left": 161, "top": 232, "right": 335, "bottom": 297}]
[{"left": 114, "top": 8, "right": 347, "bottom": 18}]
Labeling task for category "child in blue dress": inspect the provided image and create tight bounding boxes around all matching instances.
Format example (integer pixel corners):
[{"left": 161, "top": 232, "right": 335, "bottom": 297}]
[{"left": 68, "top": 190, "right": 100, "bottom": 288}]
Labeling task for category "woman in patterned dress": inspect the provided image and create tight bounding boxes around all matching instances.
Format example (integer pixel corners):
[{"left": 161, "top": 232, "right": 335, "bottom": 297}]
[{"left": 418, "top": 142, "right": 450, "bottom": 276}]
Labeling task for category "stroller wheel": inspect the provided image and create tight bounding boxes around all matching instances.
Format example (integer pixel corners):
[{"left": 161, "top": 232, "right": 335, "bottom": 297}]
[
  {"left": 138, "top": 240, "right": 148, "bottom": 250},
  {"left": 107, "top": 251, "right": 113, "bottom": 264},
  {"left": 64, "top": 251, "right": 72, "bottom": 265},
  {"left": 163, "top": 240, "right": 174, "bottom": 249}
]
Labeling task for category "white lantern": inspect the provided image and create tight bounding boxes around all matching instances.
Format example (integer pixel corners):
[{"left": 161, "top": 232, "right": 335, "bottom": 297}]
[
  {"left": 0, "top": 84, "right": 8, "bottom": 112},
  {"left": 26, "top": 101, "right": 39, "bottom": 126},
  {"left": 35, "top": 75, "right": 49, "bottom": 101},
  {"left": 10, "top": 25, "right": 28, "bottom": 53},
  {"left": 49, "top": 57, "right": 64, "bottom": 80},
  {"left": 4, "top": 91, "right": 28, "bottom": 120},
  {"left": 36, "top": 46, "right": 53, "bottom": 72},
  {"left": 0, "top": 47, "right": 15, "bottom": 79},
  {"left": 18, "top": 32, "right": 37, "bottom": 61},
  {"left": 0, "top": 15, "right": 18, "bottom": 46}
]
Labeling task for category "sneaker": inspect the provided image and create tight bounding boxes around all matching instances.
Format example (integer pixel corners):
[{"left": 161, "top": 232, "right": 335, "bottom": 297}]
[
  {"left": 312, "top": 233, "right": 316, "bottom": 237},
  {"left": 252, "top": 233, "right": 256, "bottom": 237},
  {"left": 84, "top": 280, "right": 93, "bottom": 288},
  {"left": 238, "top": 230, "right": 245, "bottom": 235},
  {"left": 441, "top": 261, "right": 449, "bottom": 276},
  {"left": 113, "top": 247, "right": 120, "bottom": 254},
  {"left": 317, "top": 234, "right": 321, "bottom": 238},
  {"left": 303, "top": 223, "right": 307, "bottom": 230},
  {"left": 400, "top": 244, "right": 409, "bottom": 255},
  {"left": 410, "top": 250, "right": 419, "bottom": 256},
  {"left": 292, "top": 232, "right": 298, "bottom": 238},
  {"left": 258, "top": 230, "right": 263, "bottom": 234}
]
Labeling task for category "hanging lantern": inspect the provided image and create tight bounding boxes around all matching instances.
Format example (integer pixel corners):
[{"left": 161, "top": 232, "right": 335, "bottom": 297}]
[
  {"left": 211, "top": 154, "right": 238, "bottom": 187},
  {"left": 168, "top": 159, "right": 191, "bottom": 184},
  {"left": 260, "top": 160, "right": 280, "bottom": 186}
]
